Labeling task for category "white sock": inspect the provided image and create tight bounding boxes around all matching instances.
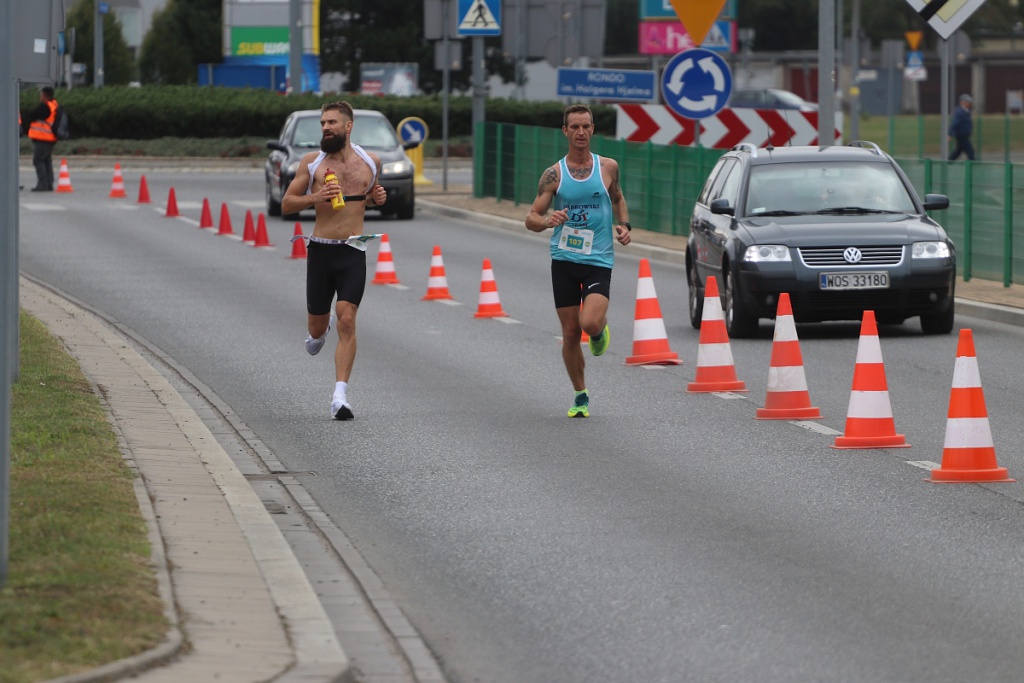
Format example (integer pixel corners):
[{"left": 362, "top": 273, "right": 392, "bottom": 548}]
[{"left": 334, "top": 381, "right": 348, "bottom": 402}]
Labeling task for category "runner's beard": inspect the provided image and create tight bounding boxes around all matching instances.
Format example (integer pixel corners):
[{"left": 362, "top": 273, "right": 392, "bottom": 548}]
[{"left": 321, "top": 133, "right": 346, "bottom": 153}]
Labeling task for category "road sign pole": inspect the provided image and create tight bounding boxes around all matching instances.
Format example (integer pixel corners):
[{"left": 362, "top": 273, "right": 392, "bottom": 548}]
[
  {"left": 941, "top": 38, "right": 950, "bottom": 160},
  {"left": 818, "top": 0, "right": 835, "bottom": 147},
  {"left": 472, "top": 36, "right": 484, "bottom": 137},
  {"left": 1, "top": 0, "right": 14, "bottom": 589},
  {"left": 850, "top": 0, "right": 861, "bottom": 141}
]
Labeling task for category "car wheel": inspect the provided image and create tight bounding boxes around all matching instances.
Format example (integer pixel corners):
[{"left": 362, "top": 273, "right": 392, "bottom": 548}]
[
  {"left": 397, "top": 200, "right": 414, "bottom": 220},
  {"left": 266, "top": 179, "right": 282, "bottom": 217},
  {"left": 723, "top": 269, "right": 758, "bottom": 339},
  {"left": 687, "top": 259, "right": 704, "bottom": 328},
  {"left": 920, "top": 301, "right": 955, "bottom": 334}
]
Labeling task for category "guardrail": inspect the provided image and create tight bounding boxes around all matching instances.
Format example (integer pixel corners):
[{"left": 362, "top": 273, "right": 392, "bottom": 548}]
[{"left": 475, "top": 121, "right": 1024, "bottom": 286}]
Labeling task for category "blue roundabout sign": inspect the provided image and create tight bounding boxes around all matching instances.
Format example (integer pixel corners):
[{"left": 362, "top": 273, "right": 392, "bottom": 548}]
[{"left": 660, "top": 48, "right": 733, "bottom": 120}]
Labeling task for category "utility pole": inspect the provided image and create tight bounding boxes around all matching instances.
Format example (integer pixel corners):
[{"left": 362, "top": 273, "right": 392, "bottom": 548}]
[{"left": 288, "top": 0, "right": 302, "bottom": 93}]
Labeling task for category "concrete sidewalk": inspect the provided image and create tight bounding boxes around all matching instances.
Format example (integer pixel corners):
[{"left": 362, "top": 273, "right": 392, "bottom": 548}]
[{"left": 21, "top": 279, "right": 352, "bottom": 683}]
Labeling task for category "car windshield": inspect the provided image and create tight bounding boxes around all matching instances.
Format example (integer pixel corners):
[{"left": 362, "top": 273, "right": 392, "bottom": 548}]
[
  {"left": 744, "top": 161, "right": 918, "bottom": 216},
  {"left": 290, "top": 115, "right": 400, "bottom": 149}
]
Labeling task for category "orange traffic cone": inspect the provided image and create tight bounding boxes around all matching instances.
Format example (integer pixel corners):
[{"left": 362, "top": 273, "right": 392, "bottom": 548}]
[
  {"left": 199, "top": 198, "right": 214, "bottom": 228},
  {"left": 832, "top": 310, "right": 909, "bottom": 449},
  {"left": 625, "top": 258, "right": 681, "bottom": 365},
  {"left": 687, "top": 276, "right": 747, "bottom": 393},
  {"left": 289, "top": 223, "right": 307, "bottom": 259},
  {"left": 253, "top": 213, "right": 273, "bottom": 248},
  {"left": 109, "top": 163, "right": 126, "bottom": 198},
  {"left": 422, "top": 246, "right": 453, "bottom": 300},
  {"left": 55, "top": 159, "right": 73, "bottom": 193},
  {"left": 216, "top": 203, "right": 234, "bottom": 236},
  {"left": 756, "top": 293, "right": 821, "bottom": 419},
  {"left": 931, "top": 329, "right": 1013, "bottom": 482},
  {"left": 165, "top": 187, "right": 179, "bottom": 217},
  {"left": 371, "top": 234, "right": 400, "bottom": 284},
  {"left": 474, "top": 259, "right": 508, "bottom": 318},
  {"left": 241, "top": 210, "right": 256, "bottom": 244},
  {"left": 137, "top": 174, "right": 151, "bottom": 204}
]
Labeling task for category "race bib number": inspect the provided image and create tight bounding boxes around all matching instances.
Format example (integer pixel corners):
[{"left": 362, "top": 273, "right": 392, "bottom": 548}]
[{"left": 557, "top": 228, "right": 594, "bottom": 255}]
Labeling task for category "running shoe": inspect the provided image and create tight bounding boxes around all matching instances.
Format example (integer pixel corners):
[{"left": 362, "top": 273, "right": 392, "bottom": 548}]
[
  {"left": 588, "top": 324, "right": 610, "bottom": 357},
  {"left": 331, "top": 397, "right": 354, "bottom": 420},
  {"left": 567, "top": 391, "right": 590, "bottom": 418},
  {"left": 305, "top": 311, "right": 336, "bottom": 355}
]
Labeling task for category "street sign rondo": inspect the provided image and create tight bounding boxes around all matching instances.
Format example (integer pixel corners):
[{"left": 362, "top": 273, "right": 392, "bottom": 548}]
[
  {"left": 660, "top": 48, "right": 732, "bottom": 120},
  {"left": 398, "top": 117, "right": 429, "bottom": 146},
  {"left": 557, "top": 68, "right": 656, "bottom": 102}
]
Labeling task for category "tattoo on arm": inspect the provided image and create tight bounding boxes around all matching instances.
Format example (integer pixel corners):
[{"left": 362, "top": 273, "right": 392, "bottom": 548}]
[{"left": 537, "top": 166, "right": 558, "bottom": 195}]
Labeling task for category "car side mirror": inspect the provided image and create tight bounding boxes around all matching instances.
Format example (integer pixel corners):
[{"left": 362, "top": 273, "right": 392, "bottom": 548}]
[
  {"left": 402, "top": 140, "right": 420, "bottom": 151},
  {"left": 710, "top": 197, "right": 734, "bottom": 216},
  {"left": 922, "top": 193, "right": 949, "bottom": 211},
  {"left": 267, "top": 140, "right": 286, "bottom": 152}
]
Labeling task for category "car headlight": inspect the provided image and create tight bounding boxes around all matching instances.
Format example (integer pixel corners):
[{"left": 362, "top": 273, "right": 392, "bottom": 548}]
[
  {"left": 381, "top": 159, "right": 412, "bottom": 176},
  {"left": 286, "top": 161, "right": 300, "bottom": 177},
  {"left": 743, "top": 245, "right": 792, "bottom": 262},
  {"left": 912, "top": 241, "right": 951, "bottom": 259}
]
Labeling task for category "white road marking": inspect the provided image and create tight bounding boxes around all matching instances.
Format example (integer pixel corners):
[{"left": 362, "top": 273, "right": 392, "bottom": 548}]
[
  {"left": 791, "top": 421, "right": 843, "bottom": 436},
  {"left": 713, "top": 391, "right": 747, "bottom": 399},
  {"left": 21, "top": 203, "right": 66, "bottom": 211},
  {"left": 907, "top": 460, "right": 940, "bottom": 471},
  {"left": 232, "top": 200, "right": 266, "bottom": 208},
  {"left": 491, "top": 316, "right": 521, "bottom": 324}
]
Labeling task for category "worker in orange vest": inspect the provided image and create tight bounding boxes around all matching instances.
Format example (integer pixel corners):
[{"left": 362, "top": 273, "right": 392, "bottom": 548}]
[{"left": 24, "top": 86, "right": 59, "bottom": 191}]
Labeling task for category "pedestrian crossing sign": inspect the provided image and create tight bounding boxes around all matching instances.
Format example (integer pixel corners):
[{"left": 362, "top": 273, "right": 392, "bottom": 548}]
[{"left": 458, "top": 0, "right": 501, "bottom": 36}]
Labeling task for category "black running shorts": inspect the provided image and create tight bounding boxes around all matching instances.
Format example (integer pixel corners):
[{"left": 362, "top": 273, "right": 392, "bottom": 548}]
[
  {"left": 551, "top": 258, "right": 612, "bottom": 309},
  {"left": 306, "top": 242, "right": 367, "bottom": 314}
]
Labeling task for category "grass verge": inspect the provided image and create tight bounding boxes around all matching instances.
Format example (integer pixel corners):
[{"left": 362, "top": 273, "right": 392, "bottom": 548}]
[{"left": 0, "top": 311, "right": 166, "bottom": 683}]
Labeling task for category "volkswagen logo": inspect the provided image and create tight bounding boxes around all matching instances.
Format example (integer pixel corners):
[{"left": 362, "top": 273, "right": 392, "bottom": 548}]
[{"left": 843, "top": 247, "right": 863, "bottom": 263}]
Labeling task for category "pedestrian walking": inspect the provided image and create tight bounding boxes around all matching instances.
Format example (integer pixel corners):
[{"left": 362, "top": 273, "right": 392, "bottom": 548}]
[
  {"left": 282, "top": 101, "right": 388, "bottom": 420},
  {"left": 525, "top": 103, "right": 632, "bottom": 418},
  {"left": 948, "top": 93, "right": 975, "bottom": 161}
]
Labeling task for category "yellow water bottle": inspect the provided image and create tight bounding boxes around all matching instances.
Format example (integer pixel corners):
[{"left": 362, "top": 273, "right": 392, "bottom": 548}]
[{"left": 324, "top": 169, "right": 344, "bottom": 210}]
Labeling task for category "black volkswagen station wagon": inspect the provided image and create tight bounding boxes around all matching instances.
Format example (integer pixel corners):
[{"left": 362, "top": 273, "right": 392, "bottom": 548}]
[{"left": 686, "top": 141, "right": 956, "bottom": 338}]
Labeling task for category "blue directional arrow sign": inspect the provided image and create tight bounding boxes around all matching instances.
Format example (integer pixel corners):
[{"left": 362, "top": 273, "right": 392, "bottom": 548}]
[
  {"left": 458, "top": 0, "right": 501, "bottom": 37},
  {"left": 398, "top": 117, "right": 428, "bottom": 146},
  {"left": 660, "top": 48, "right": 732, "bottom": 120}
]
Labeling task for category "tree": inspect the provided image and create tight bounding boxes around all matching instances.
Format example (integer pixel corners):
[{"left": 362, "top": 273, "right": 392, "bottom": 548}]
[
  {"left": 319, "top": 0, "right": 514, "bottom": 94},
  {"left": 138, "top": 0, "right": 221, "bottom": 84},
  {"left": 66, "top": 0, "right": 136, "bottom": 85}
]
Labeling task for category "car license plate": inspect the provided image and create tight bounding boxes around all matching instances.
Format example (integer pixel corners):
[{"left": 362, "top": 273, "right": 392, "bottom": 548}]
[{"left": 819, "top": 272, "right": 890, "bottom": 290}]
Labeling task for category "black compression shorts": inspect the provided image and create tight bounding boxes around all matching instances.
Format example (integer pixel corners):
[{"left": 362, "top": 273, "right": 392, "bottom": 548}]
[
  {"left": 306, "top": 241, "right": 367, "bottom": 314},
  {"left": 551, "top": 259, "right": 612, "bottom": 309}
]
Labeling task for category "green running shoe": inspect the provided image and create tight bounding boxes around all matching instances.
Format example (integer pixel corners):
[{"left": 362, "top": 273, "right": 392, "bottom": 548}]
[
  {"left": 588, "top": 324, "right": 610, "bottom": 357},
  {"left": 567, "top": 391, "right": 590, "bottom": 418}
]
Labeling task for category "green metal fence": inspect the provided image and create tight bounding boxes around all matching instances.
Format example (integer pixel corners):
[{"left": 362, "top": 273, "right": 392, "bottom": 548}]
[{"left": 475, "top": 121, "right": 1024, "bottom": 286}]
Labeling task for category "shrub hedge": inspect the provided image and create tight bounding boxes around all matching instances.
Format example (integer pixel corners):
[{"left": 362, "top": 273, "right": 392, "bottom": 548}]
[{"left": 19, "top": 86, "right": 618, "bottom": 140}]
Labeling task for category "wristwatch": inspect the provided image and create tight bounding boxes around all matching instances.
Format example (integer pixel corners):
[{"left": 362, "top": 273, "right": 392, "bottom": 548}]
[{"left": 618, "top": 221, "right": 632, "bottom": 231}]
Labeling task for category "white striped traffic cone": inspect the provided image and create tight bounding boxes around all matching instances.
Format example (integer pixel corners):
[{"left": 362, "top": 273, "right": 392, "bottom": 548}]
[
  {"left": 422, "top": 245, "right": 453, "bottom": 300},
  {"left": 109, "top": 163, "right": 126, "bottom": 198},
  {"left": 372, "top": 234, "right": 400, "bottom": 284},
  {"left": 687, "top": 276, "right": 747, "bottom": 392},
  {"left": 55, "top": 159, "right": 73, "bottom": 193},
  {"left": 931, "top": 329, "right": 1013, "bottom": 482},
  {"left": 833, "top": 310, "right": 908, "bottom": 448},
  {"left": 474, "top": 258, "right": 508, "bottom": 318},
  {"left": 625, "top": 258, "right": 681, "bottom": 365},
  {"left": 756, "top": 293, "right": 820, "bottom": 419}
]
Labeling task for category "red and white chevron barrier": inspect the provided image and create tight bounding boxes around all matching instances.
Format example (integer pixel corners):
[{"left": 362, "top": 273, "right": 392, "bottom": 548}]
[{"left": 615, "top": 104, "right": 843, "bottom": 148}]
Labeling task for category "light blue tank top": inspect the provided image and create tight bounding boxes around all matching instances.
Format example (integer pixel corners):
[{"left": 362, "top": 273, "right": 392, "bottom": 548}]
[{"left": 550, "top": 153, "right": 614, "bottom": 268}]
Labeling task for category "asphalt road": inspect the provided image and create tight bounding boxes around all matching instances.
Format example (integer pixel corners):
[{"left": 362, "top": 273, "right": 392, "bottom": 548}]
[{"left": 18, "top": 168, "right": 1024, "bottom": 683}]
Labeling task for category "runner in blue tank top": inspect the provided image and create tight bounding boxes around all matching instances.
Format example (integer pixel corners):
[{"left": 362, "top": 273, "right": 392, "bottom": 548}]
[{"left": 526, "top": 104, "right": 633, "bottom": 418}]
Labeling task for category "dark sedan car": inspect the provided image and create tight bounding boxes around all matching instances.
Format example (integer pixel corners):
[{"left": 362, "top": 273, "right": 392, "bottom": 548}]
[
  {"left": 686, "top": 141, "right": 956, "bottom": 338},
  {"left": 265, "top": 108, "right": 418, "bottom": 220}
]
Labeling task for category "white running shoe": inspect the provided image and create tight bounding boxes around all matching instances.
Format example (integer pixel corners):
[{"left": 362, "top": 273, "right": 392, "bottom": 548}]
[
  {"left": 305, "top": 311, "right": 336, "bottom": 355},
  {"left": 331, "top": 396, "right": 354, "bottom": 420}
]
